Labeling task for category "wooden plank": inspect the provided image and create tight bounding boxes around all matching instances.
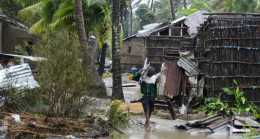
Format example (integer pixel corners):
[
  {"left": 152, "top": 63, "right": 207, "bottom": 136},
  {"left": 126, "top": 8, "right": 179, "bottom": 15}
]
[
  {"left": 234, "top": 116, "right": 260, "bottom": 128},
  {"left": 167, "top": 100, "right": 176, "bottom": 120}
]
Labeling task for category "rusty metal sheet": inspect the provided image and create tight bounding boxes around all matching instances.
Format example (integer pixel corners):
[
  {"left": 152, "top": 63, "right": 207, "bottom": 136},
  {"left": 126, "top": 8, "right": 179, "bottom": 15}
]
[{"left": 158, "top": 60, "right": 183, "bottom": 99}]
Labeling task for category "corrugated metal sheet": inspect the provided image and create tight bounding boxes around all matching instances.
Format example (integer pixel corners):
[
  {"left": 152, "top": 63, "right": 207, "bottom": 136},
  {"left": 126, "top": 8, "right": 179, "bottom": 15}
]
[
  {"left": 158, "top": 60, "right": 184, "bottom": 99},
  {"left": 0, "top": 53, "right": 46, "bottom": 61},
  {"left": 177, "top": 57, "right": 201, "bottom": 76},
  {"left": 0, "top": 64, "right": 39, "bottom": 89},
  {"left": 136, "top": 23, "right": 162, "bottom": 37},
  {"left": 136, "top": 17, "right": 187, "bottom": 37}
]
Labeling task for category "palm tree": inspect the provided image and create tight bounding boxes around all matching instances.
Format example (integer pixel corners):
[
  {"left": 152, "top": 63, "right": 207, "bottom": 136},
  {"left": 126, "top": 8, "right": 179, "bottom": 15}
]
[
  {"left": 20, "top": 0, "right": 108, "bottom": 98},
  {"left": 19, "top": 0, "right": 108, "bottom": 36},
  {"left": 112, "top": 0, "right": 124, "bottom": 100},
  {"left": 153, "top": 0, "right": 171, "bottom": 23},
  {"left": 189, "top": 0, "right": 212, "bottom": 12},
  {"left": 75, "top": 0, "right": 88, "bottom": 48},
  {"left": 183, "top": 0, "right": 187, "bottom": 9},
  {"left": 210, "top": 0, "right": 233, "bottom": 12},
  {"left": 97, "top": 15, "right": 112, "bottom": 76},
  {"left": 232, "top": 0, "right": 259, "bottom": 12},
  {"left": 169, "top": 0, "right": 176, "bottom": 20}
]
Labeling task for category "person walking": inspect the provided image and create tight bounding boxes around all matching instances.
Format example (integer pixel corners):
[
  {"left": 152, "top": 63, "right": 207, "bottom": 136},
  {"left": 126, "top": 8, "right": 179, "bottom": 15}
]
[{"left": 133, "top": 67, "right": 157, "bottom": 131}]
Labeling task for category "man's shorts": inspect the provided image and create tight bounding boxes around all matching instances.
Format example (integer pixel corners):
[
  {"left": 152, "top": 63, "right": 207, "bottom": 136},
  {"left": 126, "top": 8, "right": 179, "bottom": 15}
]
[{"left": 142, "top": 95, "right": 155, "bottom": 112}]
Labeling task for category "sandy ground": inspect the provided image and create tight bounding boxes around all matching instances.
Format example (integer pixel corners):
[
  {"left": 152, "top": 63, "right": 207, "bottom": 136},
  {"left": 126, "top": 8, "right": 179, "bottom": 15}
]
[{"left": 103, "top": 73, "right": 144, "bottom": 114}]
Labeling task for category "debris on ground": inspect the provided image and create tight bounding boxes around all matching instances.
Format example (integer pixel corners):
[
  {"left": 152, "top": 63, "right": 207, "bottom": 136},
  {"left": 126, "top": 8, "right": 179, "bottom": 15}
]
[
  {"left": 233, "top": 116, "right": 260, "bottom": 128},
  {"left": 0, "top": 112, "right": 109, "bottom": 138},
  {"left": 175, "top": 114, "right": 260, "bottom": 137},
  {"left": 173, "top": 124, "right": 192, "bottom": 130}
]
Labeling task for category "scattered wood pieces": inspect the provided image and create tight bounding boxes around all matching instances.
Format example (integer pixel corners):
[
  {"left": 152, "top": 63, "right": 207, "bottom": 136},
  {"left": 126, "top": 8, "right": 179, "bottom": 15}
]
[{"left": 0, "top": 112, "right": 107, "bottom": 138}]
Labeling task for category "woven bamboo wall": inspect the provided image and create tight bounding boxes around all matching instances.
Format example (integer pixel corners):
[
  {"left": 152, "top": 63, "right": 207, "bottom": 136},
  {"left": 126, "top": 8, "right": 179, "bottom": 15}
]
[
  {"left": 197, "top": 14, "right": 260, "bottom": 105},
  {"left": 146, "top": 36, "right": 195, "bottom": 72}
]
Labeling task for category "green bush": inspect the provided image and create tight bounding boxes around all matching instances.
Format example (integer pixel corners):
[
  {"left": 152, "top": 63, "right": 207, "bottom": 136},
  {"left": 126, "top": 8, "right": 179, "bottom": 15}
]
[
  {"left": 195, "top": 79, "right": 260, "bottom": 118},
  {"left": 222, "top": 80, "right": 260, "bottom": 118},
  {"left": 108, "top": 101, "right": 131, "bottom": 128},
  {"left": 194, "top": 97, "right": 231, "bottom": 116},
  {"left": 242, "top": 121, "right": 260, "bottom": 139},
  {"left": 0, "top": 88, "right": 41, "bottom": 112},
  {"left": 34, "top": 32, "right": 99, "bottom": 117},
  {"left": 0, "top": 69, "right": 40, "bottom": 112}
]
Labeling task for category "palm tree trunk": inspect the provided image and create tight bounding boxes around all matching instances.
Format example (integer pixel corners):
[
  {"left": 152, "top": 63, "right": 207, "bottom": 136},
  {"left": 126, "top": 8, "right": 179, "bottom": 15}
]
[
  {"left": 150, "top": 0, "right": 154, "bottom": 10},
  {"left": 74, "top": 0, "right": 107, "bottom": 98},
  {"left": 98, "top": 43, "right": 108, "bottom": 76},
  {"left": 183, "top": 0, "right": 187, "bottom": 9},
  {"left": 169, "top": 0, "right": 176, "bottom": 20},
  {"left": 112, "top": 0, "right": 124, "bottom": 100},
  {"left": 130, "top": 0, "right": 133, "bottom": 36},
  {"left": 120, "top": 0, "right": 126, "bottom": 31},
  {"left": 75, "top": 0, "right": 87, "bottom": 48}
]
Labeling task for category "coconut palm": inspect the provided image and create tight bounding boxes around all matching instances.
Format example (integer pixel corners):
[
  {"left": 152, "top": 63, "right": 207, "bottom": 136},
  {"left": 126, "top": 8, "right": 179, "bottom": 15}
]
[
  {"left": 97, "top": 17, "right": 112, "bottom": 76},
  {"left": 19, "top": 0, "right": 109, "bottom": 97},
  {"left": 19, "top": 0, "right": 108, "bottom": 36},
  {"left": 153, "top": 0, "right": 171, "bottom": 23},
  {"left": 169, "top": 0, "right": 176, "bottom": 20},
  {"left": 232, "top": 0, "right": 259, "bottom": 12},
  {"left": 52, "top": 0, "right": 109, "bottom": 35},
  {"left": 206, "top": 0, "right": 233, "bottom": 12},
  {"left": 75, "top": 0, "right": 87, "bottom": 48}
]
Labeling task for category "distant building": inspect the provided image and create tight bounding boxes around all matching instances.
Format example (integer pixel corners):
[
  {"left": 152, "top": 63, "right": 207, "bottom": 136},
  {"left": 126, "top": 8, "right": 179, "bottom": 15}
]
[
  {"left": 121, "top": 11, "right": 209, "bottom": 71},
  {"left": 0, "top": 12, "right": 40, "bottom": 54}
]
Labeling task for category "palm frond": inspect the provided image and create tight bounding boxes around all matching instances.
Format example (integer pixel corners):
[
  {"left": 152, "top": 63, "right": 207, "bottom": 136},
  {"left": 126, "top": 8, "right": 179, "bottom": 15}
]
[
  {"left": 19, "top": 1, "right": 43, "bottom": 17},
  {"left": 29, "top": 19, "right": 47, "bottom": 34},
  {"left": 51, "top": 13, "right": 75, "bottom": 31},
  {"left": 15, "top": 0, "right": 41, "bottom": 7},
  {"left": 42, "top": 0, "right": 63, "bottom": 23},
  {"left": 53, "top": 0, "right": 74, "bottom": 19}
]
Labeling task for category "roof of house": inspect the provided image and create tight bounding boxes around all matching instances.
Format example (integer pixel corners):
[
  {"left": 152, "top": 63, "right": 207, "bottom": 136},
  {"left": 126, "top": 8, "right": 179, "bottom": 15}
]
[
  {"left": 124, "top": 10, "right": 209, "bottom": 41},
  {"left": 0, "top": 12, "right": 28, "bottom": 31},
  {"left": 136, "top": 16, "right": 187, "bottom": 37}
]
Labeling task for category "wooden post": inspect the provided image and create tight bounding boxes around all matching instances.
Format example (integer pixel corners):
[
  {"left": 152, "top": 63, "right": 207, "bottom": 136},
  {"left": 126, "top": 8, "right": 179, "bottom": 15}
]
[
  {"left": 181, "top": 23, "right": 183, "bottom": 36},
  {"left": 167, "top": 100, "right": 176, "bottom": 120},
  {"left": 0, "top": 23, "right": 2, "bottom": 52}
]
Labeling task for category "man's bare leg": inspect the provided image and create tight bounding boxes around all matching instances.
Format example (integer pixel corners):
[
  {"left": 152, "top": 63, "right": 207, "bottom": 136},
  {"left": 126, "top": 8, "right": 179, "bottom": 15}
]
[{"left": 145, "top": 109, "right": 150, "bottom": 130}]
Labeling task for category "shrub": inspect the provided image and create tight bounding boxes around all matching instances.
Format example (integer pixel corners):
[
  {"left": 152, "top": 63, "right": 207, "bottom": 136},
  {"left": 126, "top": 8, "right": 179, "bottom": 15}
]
[
  {"left": 195, "top": 80, "right": 260, "bottom": 118},
  {"left": 0, "top": 66, "right": 40, "bottom": 112},
  {"left": 34, "top": 32, "right": 98, "bottom": 117},
  {"left": 222, "top": 80, "right": 260, "bottom": 118},
  {"left": 0, "top": 88, "right": 41, "bottom": 112},
  {"left": 194, "top": 97, "right": 231, "bottom": 116},
  {"left": 108, "top": 100, "right": 131, "bottom": 128}
]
